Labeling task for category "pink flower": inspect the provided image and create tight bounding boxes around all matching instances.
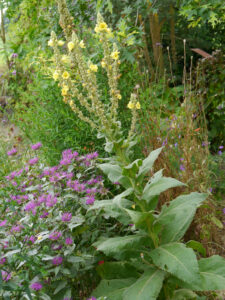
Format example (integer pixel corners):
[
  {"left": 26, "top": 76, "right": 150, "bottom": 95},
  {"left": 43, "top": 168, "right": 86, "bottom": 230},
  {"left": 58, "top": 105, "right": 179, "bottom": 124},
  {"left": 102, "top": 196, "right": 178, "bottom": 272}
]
[
  {"left": 31, "top": 142, "right": 42, "bottom": 150},
  {"left": 0, "top": 258, "right": 6, "bottom": 265},
  {"left": 65, "top": 237, "right": 73, "bottom": 245},
  {"left": 0, "top": 220, "right": 7, "bottom": 227},
  {"left": 7, "top": 148, "right": 17, "bottom": 156},
  {"left": 61, "top": 212, "right": 72, "bottom": 222},
  {"left": 1, "top": 271, "right": 11, "bottom": 281},
  {"left": 52, "top": 256, "right": 63, "bottom": 265},
  {"left": 30, "top": 282, "right": 43, "bottom": 291},
  {"left": 28, "top": 157, "right": 39, "bottom": 165},
  {"left": 49, "top": 231, "right": 62, "bottom": 240}
]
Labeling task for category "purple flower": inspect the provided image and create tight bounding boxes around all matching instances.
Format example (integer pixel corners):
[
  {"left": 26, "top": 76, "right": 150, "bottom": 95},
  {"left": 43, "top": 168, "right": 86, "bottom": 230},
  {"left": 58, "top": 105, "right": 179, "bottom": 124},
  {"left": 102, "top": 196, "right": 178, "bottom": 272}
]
[
  {"left": 11, "top": 225, "right": 23, "bottom": 233},
  {"left": 218, "top": 151, "right": 222, "bottom": 156},
  {"left": 0, "top": 220, "right": 7, "bottom": 227},
  {"left": 219, "top": 146, "right": 224, "bottom": 150},
  {"left": 29, "top": 236, "right": 36, "bottom": 244},
  {"left": 30, "top": 282, "right": 43, "bottom": 291},
  {"left": 7, "top": 147, "right": 17, "bottom": 156},
  {"left": 65, "top": 237, "right": 73, "bottom": 245},
  {"left": 52, "top": 244, "right": 63, "bottom": 251},
  {"left": 86, "top": 195, "right": 95, "bottom": 205},
  {"left": 60, "top": 158, "right": 71, "bottom": 165},
  {"left": 0, "top": 258, "right": 6, "bottom": 264},
  {"left": 180, "top": 164, "right": 185, "bottom": 171},
  {"left": 12, "top": 53, "right": 18, "bottom": 58},
  {"left": 61, "top": 212, "right": 72, "bottom": 222},
  {"left": 12, "top": 70, "right": 16, "bottom": 75},
  {"left": 223, "top": 208, "right": 225, "bottom": 214},
  {"left": 40, "top": 211, "right": 49, "bottom": 218},
  {"left": 29, "top": 157, "right": 39, "bottom": 165},
  {"left": 25, "top": 201, "right": 37, "bottom": 212},
  {"left": 1, "top": 271, "right": 11, "bottom": 281},
  {"left": 45, "top": 194, "right": 57, "bottom": 207},
  {"left": 31, "top": 142, "right": 42, "bottom": 150},
  {"left": 52, "top": 256, "right": 63, "bottom": 265},
  {"left": 87, "top": 297, "right": 97, "bottom": 300},
  {"left": 49, "top": 231, "right": 62, "bottom": 240},
  {"left": 174, "top": 143, "right": 178, "bottom": 147}
]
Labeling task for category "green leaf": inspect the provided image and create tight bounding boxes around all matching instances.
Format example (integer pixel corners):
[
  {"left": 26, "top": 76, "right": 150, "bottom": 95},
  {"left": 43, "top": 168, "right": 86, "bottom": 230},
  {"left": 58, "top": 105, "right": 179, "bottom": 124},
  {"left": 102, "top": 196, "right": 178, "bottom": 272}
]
[
  {"left": 93, "top": 278, "right": 136, "bottom": 300},
  {"left": 186, "top": 240, "right": 206, "bottom": 257},
  {"left": 149, "top": 243, "right": 200, "bottom": 284},
  {"left": 156, "top": 193, "right": 207, "bottom": 244},
  {"left": 138, "top": 147, "right": 163, "bottom": 177},
  {"left": 124, "top": 209, "right": 154, "bottom": 230},
  {"left": 142, "top": 176, "right": 185, "bottom": 207},
  {"left": 97, "top": 262, "right": 140, "bottom": 279},
  {"left": 95, "top": 235, "right": 148, "bottom": 256},
  {"left": 171, "top": 289, "right": 197, "bottom": 300},
  {"left": 98, "top": 163, "right": 131, "bottom": 188},
  {"left": 191, "top": 255, "right": 225, "bottom": 291},
  {"left": 211, "top": 216, "right": 223, "bottom": 229},
  {"left": 123, "top": 267, "right": 165, "bottom": 300},
  {"left": 54, "top": 280, "right": 67, "bottom": 295}
]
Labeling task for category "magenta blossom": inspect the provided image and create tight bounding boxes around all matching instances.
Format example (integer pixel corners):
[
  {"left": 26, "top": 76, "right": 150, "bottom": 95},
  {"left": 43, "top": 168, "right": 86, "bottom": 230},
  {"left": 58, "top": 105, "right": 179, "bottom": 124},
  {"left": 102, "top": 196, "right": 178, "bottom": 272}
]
[
  {"left": 0, "top": 220, "right": 7, "bottom": 227},
  {"left": 31, "top": 142, "right": 42, "bottom": 150},
  {"left": 28, "top": 157, "right": 39, "bottom": 165},
  {"left": 49, "top": 231, "right": 62, "bottom": 240},
  {"left": 65, "top": 237, "right": 73, "bottom": 245},
  {"left": 52, "top": 256, "right": 63, "bottom": 265},
  {"left": 86, "top": 195, "right": 95, "bottom": 205},
  {"left": 0, "top": 258, "right": 6, "bottom": 265},
  {"left": 7, "top": 148, "right": 17, "bottom": 156},
  {"left": 61, "top": 212, "right": 72, "bottom": 222},
  {"left": 30, "top": 282, "right": 43, "bottom": 291},
  {"left": 1, "top": 271, "right": 11, "bottom": 281}
]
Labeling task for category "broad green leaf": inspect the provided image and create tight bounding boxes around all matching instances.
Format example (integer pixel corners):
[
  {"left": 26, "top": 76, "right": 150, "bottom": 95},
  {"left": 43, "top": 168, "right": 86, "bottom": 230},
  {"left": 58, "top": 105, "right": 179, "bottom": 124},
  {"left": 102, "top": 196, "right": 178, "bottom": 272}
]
[
  {"left": 186, "top": 240, "right": 206, "bottom": 257},
  {"left": 142, "top": 176, "right": 185, "bottom": 206},
  {"left": 124, "top": 209, "right": 154, "bottom": 230},
  {"left": 98, "top": 163, "right": 131, "bottom": 188},
  {"left": 93, "top": 278, "right": 136, "bottom": 300},
  {"left": 149, "top": 243, "right": 200, "bottom": 284},
  {"left": 97, "top": 262, "right": 140, "bottom": 279},
  {"left": 157, "top": 193, "right": 207, "bottom": 244},
  {"left": 88, "top": 200, "right": 114, "bottom": 210},
  {"left": 123, "top": 267, "right": 165, "bottom": 300},
  {"left": 113, "top": 188, "right": 134, "bottom": 206},
  {"left": 54, "top": 280, "right": 67, "bottom": 295},
  {"left": 191, "top": 255, "right": 225, "bottom": 291},
  {"left": 211, "top": 216, "right": 223, "bottom": 229},
  {"left": 138, "top": 147, "right": 163, "bottom": 177},
  {"left": 95, "top": 235, "right": 148, "bottom": 256},
  {"left": 171, "top": 289, "right": 197, "bottom": 300}
]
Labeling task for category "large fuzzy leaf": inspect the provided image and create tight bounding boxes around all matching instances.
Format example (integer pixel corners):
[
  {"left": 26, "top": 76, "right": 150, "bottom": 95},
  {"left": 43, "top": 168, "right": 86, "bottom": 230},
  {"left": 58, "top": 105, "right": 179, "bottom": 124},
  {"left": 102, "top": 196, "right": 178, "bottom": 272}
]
[
  {"left": 157, "top": 193, "right": 207, "bottom": 244},
  {"left": 190, "top": 255, "right": 225, "bottom": 291},
  {"left": 95, "top": 235, "right": 148, "bottom": 256},
  {"left": 97, "top": 262, "right": 140, "bottom": 279},
  {"left": 93, "top": 278, "right": 136, "bottom": 300},
  {"left": 142, "top": 176, "right": 185, "bottom": 207},
  {"left": 138, "top": 147, "right": 163, "bottom": 177},
  {"left": 171, "top": 289, "right": 197, "bottom": 300},
  {"left": 123, "top": 267, "right": 165, "bottom": 300},
  {"left": 149, "top": 243, "right": 200, "bottom": 284},
  {"left": 98, "top": 163, "right": 131, "bottom": 188}
]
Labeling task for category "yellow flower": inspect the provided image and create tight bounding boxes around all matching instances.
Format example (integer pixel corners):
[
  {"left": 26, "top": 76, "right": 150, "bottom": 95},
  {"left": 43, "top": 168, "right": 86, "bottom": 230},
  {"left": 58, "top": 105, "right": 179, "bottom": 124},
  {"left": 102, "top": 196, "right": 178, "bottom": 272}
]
[
  {"left": 79, "top": 40, "right": 85, "bottom": 48},
  {"left": 136, "top": 102, "right": 141, "bottom": 109},
  {"left": 62, "top": 85, "right": 69, "bottom": 96},
  {"left": 61, "top": 55, "right": 70, "bottom": 63},
  {"left": 68, "top": 41, "right": 75, "bottom": 51},
  {"left": 53, "top": 71, "right": 59, "bottom": 81},
  {"left": 94, "top": 25, "right": 100, "bottom": 33},
  {"left": 127, "top": 102, "right": 135, "bottom": 109},
  {"left": 98, "top": 22, "right": 108, "bottom": 32},
  {"left": 37, "top": 236, "right": 42, "bottom": 240},
  {"left": 101, "top": 60, "right": 106, "bottom": 68},
  {"left": 131, "top": 204, "right": 135, "bottom": 209},
  {"left": 62, "top": 71, "right": 70, "bottom": 79},
  {"left": 89, "top": 64, "right": 98, "bottom": 72},
  {"left": 111, "top": 50, "right": 120, "bottom": 60},
  {"left": 58, "top": 40, "right": 65, "bottom": 46},
  {"left": 116, "top": 94, "right": 122, "bottom": 100},
  {"left": 48, "top": 39, "right": 54, "bottom": 47}
]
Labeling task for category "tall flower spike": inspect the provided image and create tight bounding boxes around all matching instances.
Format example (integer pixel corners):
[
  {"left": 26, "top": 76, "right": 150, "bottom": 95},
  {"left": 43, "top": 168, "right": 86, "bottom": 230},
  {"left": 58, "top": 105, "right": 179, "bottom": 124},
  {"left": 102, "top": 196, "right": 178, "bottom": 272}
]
[
  {"left": 56, "top": 0, "right": 74, "bottom": 40},
  {"left": 128, "top": 94, "right": 138, "bottom": 139}
]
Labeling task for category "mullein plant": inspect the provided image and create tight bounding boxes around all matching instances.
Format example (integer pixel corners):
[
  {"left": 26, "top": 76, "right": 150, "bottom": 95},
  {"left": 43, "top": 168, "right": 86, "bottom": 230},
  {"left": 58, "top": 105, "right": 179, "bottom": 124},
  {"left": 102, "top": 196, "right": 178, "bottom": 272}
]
[{"left": 47, "top": 1, "right": 225, "bottom": 299}]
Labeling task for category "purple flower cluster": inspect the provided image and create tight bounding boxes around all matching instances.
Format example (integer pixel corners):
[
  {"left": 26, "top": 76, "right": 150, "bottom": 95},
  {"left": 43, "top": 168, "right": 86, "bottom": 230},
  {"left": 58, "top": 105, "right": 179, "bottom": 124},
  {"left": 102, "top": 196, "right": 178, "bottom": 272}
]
[
  {"left": 7, "top": 147, "right": 17, "bottom": 156},
  {"left": 30, "top": 282, "right": 43, "bottom": 291},
  {"left": 31, "top": 142, "right": 42, "bottom": 150},
  {"left": 52, "top": 256, "right": 63, "bottom": 265}
]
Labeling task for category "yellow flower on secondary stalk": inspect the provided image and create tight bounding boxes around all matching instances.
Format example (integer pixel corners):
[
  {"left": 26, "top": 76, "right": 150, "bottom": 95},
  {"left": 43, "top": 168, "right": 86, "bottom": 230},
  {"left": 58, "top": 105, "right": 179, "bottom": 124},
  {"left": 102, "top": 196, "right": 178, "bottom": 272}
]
[
  {"left": 79, "top": 40, "right": 85, "bottom": 48},
  {"left": 111, "top": 50, "right": 120, "bottom": 60},
  {"left": 136, "top": 102, "right": 141, "bottom": 109},
  {"left": 95, "top": 22, "right": 108, "bottom": 33},
  {"left": 101, "top": 60, "right": 106, "bottom": 68},
  {"left": 62, "top": 71, "right": 70, "bottom": 79},
  {"left": 116, "top": 94, "right": 122, "bottom": 100},
  {"left": 48, "top": 39, "right": 54, "bottom": 47},
  {"left": 58, "top": 40, "right": 65, "bottom": 46},
  {"left": 89, "top": 64, "right": 98, "bottom": 72},
  {"left": 68, "top": 41, "right": 75, "bottom": 51},
  {"left": 62, "top": 85, "right": 69, "bottom": 96},
  {"left": 53, "top": 71, "right": 59, "bottom": 81},
  {"left": 127, "top": 102, "right": 135, "bottom": 109},
  {"left": 61, "top": 55, "right": 70, "bottom": 63}
]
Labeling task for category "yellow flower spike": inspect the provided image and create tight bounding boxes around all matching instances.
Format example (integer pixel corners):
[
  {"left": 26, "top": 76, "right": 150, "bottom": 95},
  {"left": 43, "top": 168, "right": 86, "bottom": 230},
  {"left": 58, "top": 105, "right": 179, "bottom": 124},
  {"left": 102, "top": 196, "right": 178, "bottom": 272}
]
[
  {"left": 89, "top": 64, "right": 98, "bottom": 72},
  {"left": 131, "top": 204, "right": 135, "bottom": 209},
  {"left": 127, "top": 102, "right": 135, "bottom": 109},
  {"left": 48, "top": 39, "right": 54, "bottom": 47},
  {"left": 136, "top": 102, "right": 141, "bottom": 109},
  {"left": 62, "top": 85, "right": 69, "bottom": 96},
  {"left": 101, "top": 60, "right": 106, "bottom": 68},
  {"left": 116, "top": 94, "right": 122, "bottom": 100},
  {"left": 111, "top": 50, "right": 120, "bottom": 60},
  {"left": 68, "top": 41, "right": 75, "bottom": 51},
  {"left": 79, "top": 40, "right": 85, "bottom": 48},
  {"left": 94, "top": 25, "right": 100, "bottom": 33},
  {"left": 58, "top": 40, "right": 65, "bottom": 46},
  {"left": 62, "top": 71, "right": 70, "bottom": 79},
  {"left": 98, "top": 22, "right": 108, "bottom": 32},
  {"left": 53, "top": 71, "right": 59, "bottom": 81},
  {"left": 61, "top": 55, "right": 70, "bottom": 63}
]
